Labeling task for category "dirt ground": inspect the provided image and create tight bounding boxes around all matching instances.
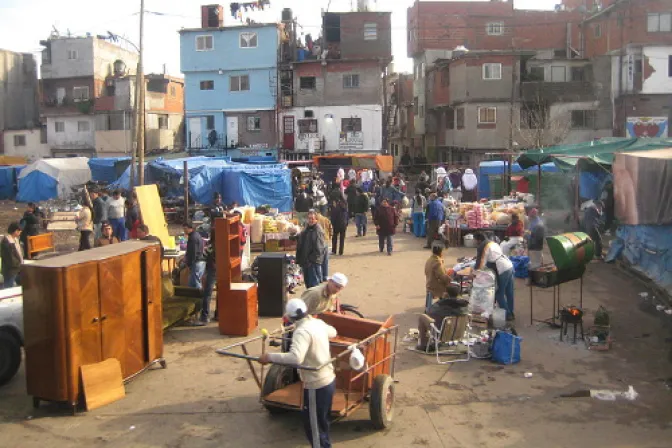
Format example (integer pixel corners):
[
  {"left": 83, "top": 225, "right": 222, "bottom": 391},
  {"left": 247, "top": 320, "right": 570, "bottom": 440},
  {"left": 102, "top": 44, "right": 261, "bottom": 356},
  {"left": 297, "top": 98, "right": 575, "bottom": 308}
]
[{"left": 2, "top": 227, "right": 672, "bottom": 447}]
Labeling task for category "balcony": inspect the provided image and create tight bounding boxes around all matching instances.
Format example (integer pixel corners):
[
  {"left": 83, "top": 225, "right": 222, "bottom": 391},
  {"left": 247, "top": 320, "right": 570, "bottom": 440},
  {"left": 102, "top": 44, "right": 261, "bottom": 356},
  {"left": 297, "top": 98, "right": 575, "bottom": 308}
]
[
  {"left": 41, "top": 96, "right": 95, "bottom": 116},
  {"left": 520, "top": 81, "right": 595, "bottom": 103}
]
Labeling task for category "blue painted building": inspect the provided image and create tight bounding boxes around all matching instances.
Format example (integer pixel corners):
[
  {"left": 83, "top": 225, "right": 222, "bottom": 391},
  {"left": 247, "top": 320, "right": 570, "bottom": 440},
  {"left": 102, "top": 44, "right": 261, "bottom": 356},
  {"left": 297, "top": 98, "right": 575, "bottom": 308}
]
[{"left": 179, "top": 22, "right": 279, "bottom": 154}]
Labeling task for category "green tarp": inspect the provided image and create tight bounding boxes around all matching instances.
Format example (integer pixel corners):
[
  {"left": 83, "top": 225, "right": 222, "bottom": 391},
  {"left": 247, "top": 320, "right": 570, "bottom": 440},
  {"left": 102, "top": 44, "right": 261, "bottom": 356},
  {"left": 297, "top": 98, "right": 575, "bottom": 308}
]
[{"left": 517, "top": 138, "right": 672, "bottom": 171}]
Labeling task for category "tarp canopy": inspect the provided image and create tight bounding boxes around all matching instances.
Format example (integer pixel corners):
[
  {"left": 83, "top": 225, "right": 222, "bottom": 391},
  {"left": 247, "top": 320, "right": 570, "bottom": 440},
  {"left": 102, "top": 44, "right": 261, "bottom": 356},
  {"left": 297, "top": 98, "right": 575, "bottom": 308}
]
[
  {"left": 220, "top": 169, "right": 293, "bottom": 212},
  {"left": 314, "top": 154, "right": 394, "bottom": 172},
  {"left": 17, "top": 157, "right": 91, "bottom": 202},
  {"left": 0, "top": 155, "right": 28, "bottom": 166},
  {"left": 0, "top": 165, "right": 24, "bottom": 200},
  {"left": 517, "top": 138, "right": 672, "bottom": 170},
  {"left": 88, "top": 157, "right": 132, "bottom": 183},
  {"left": 613, "top": 148, "right": 672, "bottom": 226},
  {"left": 478, "top": 161, "right": 559, "bottom": 199}
]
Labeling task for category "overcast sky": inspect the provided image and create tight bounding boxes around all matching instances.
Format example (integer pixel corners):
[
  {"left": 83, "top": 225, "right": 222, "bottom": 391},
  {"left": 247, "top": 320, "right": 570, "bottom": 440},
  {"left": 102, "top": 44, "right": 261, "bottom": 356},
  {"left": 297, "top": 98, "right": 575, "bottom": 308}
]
[{"left": 0, "top": 0, "right": 559, "bottom": 76}]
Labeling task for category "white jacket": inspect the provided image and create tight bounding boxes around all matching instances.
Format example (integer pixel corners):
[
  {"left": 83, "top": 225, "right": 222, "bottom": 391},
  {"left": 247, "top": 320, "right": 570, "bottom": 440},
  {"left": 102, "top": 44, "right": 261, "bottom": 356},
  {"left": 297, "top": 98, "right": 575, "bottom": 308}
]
[{"left": 267, "top": 316, "right": 337, "bottom": 389}]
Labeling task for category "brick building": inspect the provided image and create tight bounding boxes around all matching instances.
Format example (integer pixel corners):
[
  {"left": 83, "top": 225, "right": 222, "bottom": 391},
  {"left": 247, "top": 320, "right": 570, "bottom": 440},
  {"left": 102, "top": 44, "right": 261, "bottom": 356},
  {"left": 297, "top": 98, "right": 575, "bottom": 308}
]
[
  {"left": 279, "top": 9, "right": 392, "bottom": 160},
  {"left": 386, "top": 72, "right": 415, "bottom": 166}
]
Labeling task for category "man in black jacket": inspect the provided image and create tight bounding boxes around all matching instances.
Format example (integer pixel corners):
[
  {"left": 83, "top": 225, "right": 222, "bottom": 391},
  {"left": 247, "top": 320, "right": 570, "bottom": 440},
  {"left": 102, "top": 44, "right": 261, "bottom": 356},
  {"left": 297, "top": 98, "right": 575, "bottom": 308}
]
[
  {"left": 20, "top": 202, "right": 41, "bottom": 258},
  {"left": 295, "top": 189, "right": 313, "bottom": 226},
  {"left": 182, "top": 221, "right": 206, "bottom": 289},
  {"left": 294, "top": 211, "right": 326, "bottom": 288},
  {"left": 353, "top": 188, "right": 369, "bottom": 237},
  {"left": 1, "top": 222, "right": 23, "bottom": 288},
  {"left": 330, "top": 199, "right": 348, "bottom": 256},
  {"left": 91, "top": 190, "right": 107, "bottom": 240}
]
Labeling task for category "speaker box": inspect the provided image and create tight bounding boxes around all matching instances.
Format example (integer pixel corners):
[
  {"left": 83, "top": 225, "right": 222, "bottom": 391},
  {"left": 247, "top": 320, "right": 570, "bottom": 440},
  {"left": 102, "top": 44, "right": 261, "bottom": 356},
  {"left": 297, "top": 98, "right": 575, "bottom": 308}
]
[{"left": 257, "top": 252, "right": 288, "bottom": 317}]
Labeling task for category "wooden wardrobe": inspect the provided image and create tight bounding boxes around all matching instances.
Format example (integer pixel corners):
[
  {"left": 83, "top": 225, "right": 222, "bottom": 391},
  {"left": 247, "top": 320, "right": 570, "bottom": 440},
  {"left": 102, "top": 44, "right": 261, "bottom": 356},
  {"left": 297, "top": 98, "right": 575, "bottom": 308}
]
[{"left": 22, "top": 241, "right": 164, "bottom": 412}]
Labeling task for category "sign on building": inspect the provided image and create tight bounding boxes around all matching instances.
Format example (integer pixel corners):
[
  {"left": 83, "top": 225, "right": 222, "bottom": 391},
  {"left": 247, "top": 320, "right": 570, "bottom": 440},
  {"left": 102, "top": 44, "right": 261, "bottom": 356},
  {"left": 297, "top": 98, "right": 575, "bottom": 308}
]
[
  {"left": 339, "top": 131, "right": 364, "bottom": 150},
  {"left": 626, "top": 117, "right": 668, "bottom": 138}
]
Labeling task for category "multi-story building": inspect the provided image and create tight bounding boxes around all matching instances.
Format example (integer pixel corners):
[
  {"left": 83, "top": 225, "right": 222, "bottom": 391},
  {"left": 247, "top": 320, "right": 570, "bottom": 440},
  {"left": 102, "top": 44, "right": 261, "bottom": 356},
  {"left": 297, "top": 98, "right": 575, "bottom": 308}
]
[
  {"left": 94, "top": 73, "right": 185, "bottom": 157},
  {"left": 179, "top": 5, "right": 279, "bottom": 158},
  {"left": 0, "top": 49, "right": 45, "bottom": 159},
  {"left": 582, "top": 0, "right": 672, "bottom": 137},
  {"left": 40, "top": 35, "right": 139, "bottom": 157},
  {"left": 386, "top": 72, "right": 415, "bottom": 165},
  {"left": 278, "top": 9, "right": 392, "bottom": 160}
]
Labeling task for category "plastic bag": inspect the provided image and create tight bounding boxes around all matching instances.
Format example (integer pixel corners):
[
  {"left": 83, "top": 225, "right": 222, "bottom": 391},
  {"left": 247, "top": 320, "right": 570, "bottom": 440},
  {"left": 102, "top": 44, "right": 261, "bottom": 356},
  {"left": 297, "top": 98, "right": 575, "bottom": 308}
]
[
  {"left": 491, "top": 331, "right": 522, "bottom": 365},
  {"left": 469, "top": 269, "right": 496, "bottom": 315}
]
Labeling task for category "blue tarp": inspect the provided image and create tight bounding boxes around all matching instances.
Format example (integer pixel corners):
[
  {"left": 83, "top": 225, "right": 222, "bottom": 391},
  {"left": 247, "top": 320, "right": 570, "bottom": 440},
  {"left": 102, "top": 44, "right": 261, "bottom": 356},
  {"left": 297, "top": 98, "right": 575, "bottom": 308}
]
[
  {"left": 88, "top": 157, "right": 132, "bottom": 183},
  {"left": 607, "top": 225, "right": 672, "bottom": 295},
  {"left": 219, "top": 169, "right": 292, "bottom": 212},
  {"left": 478, "top": 161, "right": 559, "bottom": 199},
  {"left": 17, "top": 171, "right": 58, "bottom": 202},
  {"left": 0, "top": 165, "right": 24, "bottom": 200}
]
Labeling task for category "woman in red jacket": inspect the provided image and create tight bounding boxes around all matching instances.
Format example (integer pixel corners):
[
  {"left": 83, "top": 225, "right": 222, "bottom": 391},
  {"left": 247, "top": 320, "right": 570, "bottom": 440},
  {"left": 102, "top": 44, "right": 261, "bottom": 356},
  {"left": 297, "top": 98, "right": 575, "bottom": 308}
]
[
  {"left": 501, "top": 213, "right": 525, "bottom": 256},
  {"left": 374, "top": 198, "right": 399, "bottom": 256}
]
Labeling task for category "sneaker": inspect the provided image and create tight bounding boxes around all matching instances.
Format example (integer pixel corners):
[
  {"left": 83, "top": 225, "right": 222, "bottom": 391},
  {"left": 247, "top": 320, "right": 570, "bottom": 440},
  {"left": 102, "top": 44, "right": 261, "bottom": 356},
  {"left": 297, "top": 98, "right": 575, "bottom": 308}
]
[
  {"left": 506, "top": 314, "right": 516, "bottom": 322},
  {"left": 387, "top": 252, "right": 392, "bottom": 256}
]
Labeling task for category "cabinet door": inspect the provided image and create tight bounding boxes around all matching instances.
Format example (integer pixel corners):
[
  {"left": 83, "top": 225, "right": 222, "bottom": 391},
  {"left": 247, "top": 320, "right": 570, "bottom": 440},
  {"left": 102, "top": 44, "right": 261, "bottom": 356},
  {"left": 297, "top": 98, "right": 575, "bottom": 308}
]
[
  {"left": 142, "top": 247, "right": 164, "bottom": 361},
  {"left": 98, "top": 253, "right": 144, "bottom": 378}
]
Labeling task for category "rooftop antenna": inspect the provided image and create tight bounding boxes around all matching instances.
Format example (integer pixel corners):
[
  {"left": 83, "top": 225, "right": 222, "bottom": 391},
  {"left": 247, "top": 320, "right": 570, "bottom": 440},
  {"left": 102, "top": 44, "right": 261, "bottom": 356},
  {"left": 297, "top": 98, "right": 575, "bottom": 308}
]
[{"left": 51, "top": 25, "right": 60, "bottom": 37}]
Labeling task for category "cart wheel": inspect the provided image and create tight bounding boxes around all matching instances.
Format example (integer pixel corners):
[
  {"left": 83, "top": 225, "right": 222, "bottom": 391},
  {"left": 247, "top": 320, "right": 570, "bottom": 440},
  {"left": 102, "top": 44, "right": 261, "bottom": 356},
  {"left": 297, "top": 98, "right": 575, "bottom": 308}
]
[
  {"left": 261, "top": 364, "right": 296, "bottom": 415},
  {"left": 370, "top": 374, "right": 395, "bottom": 429},
  {"left": 340, "top": 306, "right": 364, "bottom": 319}
]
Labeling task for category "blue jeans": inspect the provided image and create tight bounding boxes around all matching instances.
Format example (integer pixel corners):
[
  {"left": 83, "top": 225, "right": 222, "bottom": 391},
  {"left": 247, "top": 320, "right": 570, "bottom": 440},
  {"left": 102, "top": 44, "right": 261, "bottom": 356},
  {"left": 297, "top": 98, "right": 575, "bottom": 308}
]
[
  {"left": 425, "top": 291, "right": 433, "bottom": 313},
  {"left": 412, "top": 212, "right": 426, "bottom": 238},
  {"left": 303, "top": 263, "right": 322, "bottom": 288},
  {"left": 3, "top": 274, "right": 18, "bottom": 289},
  {"left": 496, "top": 269, "right": 515, "bottom": 318},
  {"left": 378, "top": 235, "right": 393, "bottom": 254},
  {"left": 201, "top": 265, "right": 216, "bottom": 321},
  {"left": 321, "top": 252, "right": 329, "bottom": 282},
  {"left": 109, "top": 217, "right": 127, "bottom": 241},
  {"left": 188, "top": 261, "right": 206, "bottom": 289},
  {"left": 303, "top": 380, "right": 335, "bottom": 448},
  {"left": 355, "top": 213, "right": 367, "bottom": 236}
]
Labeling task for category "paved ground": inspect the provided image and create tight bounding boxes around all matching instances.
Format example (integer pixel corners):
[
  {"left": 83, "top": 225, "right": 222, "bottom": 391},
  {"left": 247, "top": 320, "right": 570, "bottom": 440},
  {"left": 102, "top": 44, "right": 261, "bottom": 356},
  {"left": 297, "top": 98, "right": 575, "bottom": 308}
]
[{"left": 2, "top": 230, "right": 672, "bottom": 447}]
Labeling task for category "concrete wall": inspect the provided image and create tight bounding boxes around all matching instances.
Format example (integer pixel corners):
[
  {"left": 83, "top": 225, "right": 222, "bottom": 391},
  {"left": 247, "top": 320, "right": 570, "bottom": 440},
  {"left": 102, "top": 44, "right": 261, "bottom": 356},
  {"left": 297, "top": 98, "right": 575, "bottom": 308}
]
[
  {"left": 642, "top": 46, "right": 672, "bottom": 94},
  {"left": 41, "top": 37, "right": 137, "bottom": 80},
  {"left": 293, "top": 61, "right": 382, "bottom": 108},
  {"left": 2, "top": 129, "right": 49, "bottom": 161},
  {"left": 93, "top": 39, "right": 138, "bottom": 80},
  {"left": 445, "top": 103, "right": 511, "bottom": 150},
  {"left": 281, "top": 105, "right": 382, "bottom": 153},
  {"left": 333, "top": 12, "right": 392, "bottom": 60},
  {"left": 184, "top": 69, "right": 276, "bottom": 112},
  {"left": 0, "top": 50, "right": 39, "bottom": 131},
  {"left": 449, "top": 57, "right": 516, "bottom": 104},
  {"left": 95, "top": 130, "right": 133, "bottom": 155},
  {"left": 46, "top": 116, "right": 95, "bottom": 150}
]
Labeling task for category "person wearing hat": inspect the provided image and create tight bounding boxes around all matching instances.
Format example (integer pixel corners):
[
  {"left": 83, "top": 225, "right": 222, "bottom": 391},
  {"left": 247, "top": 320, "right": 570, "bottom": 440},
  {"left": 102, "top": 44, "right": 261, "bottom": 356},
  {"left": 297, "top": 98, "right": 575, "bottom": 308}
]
[
  {"left": 258, "top": 298, "right": 337, "bottom": 448},
  {"left": 301, "top": 272, "right": 348, "bottom": 316},
  {"left": 526, "top": 208, "right": 545, "bottom": 269}
]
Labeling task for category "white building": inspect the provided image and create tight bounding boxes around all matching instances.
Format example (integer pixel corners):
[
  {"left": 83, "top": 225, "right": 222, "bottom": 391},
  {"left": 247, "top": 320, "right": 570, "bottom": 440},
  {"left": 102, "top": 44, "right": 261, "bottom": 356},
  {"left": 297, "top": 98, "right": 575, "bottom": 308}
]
[{"left": 2, "top": 128, "right": 50, "bottom": 162}]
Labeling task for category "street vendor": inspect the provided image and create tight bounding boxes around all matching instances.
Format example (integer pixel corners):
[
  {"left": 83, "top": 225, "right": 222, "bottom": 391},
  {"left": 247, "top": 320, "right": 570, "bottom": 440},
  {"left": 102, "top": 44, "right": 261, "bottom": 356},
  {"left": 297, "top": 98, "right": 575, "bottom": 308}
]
[
  {"left": 424, "top": 243, "right": 457, "bottom": 312},
  {"left": 301, "top": 272, "right": 348, "bottom": 315},
  {"left": 500, "top": 213, "right": 525, "bottom": 256},
  {"left": 474, "top": 232, "right": 515, "bottom": 321},
  {"left": 258, "top": 299, "right": 337, "bottom": 448}
]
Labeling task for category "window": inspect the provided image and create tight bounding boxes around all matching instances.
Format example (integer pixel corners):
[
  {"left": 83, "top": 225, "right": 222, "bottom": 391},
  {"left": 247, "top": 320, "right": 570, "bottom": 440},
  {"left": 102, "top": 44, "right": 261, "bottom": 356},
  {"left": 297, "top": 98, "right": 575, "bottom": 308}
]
[
  {"left": 420, "top": 105, "right": 424, "bottom": 118},
  {"left": 247, "top": 116, "right": 261, "bottom": 131},
  {"left": 55, "top": 121, "right": 65, "bottom": 133},
  {"left": 478, "top": 107, "right": 496, "bottom": 124},
  {"left": 456, "top": 108, "right": 465, "bottom": 129},
  {"left": 341, "top": 117, "right": 362, "bottom": 133},
  {"left": 300, "top": 76, "right": 316, "bottom": 90},
  {"left": 200, "top": 80, "right": 214, "bottom": 90},
  {"left": 571, "top": 110, "right": 596, "bottom": 129},
  {"left": 67, "top": 50, "right": 78, "bottom": 60},
  {"left": 364, "top": 23, "right": 377, "bottom": 40},
  {"left": 73, "top": 86, "right": 90, "bottom": 102},
  {"left": 298, "top": 119, "right": 318, "bottom": 134},
  {"left": 483, "top": 63, "right": 502, "bottom": 80},
  {"left": 13, "top": 135, "right": 26, "bottom": 147},
  {"left": 550, "top": 66, "right": 567, "bottom": 82},
  {"left": 571, "top": 67, "right": 585, "bottom": 82},
  {"left": 240, "top": 32, "right": 258, "bottom": 48},
  {"left": 594, "top": 24, "right": 602, "bottom": 38},
  {"left": 158, "top": 115, "right": 169, "bottom": 129},
  {"left": 648, "top": 13, "right": 672, "bottom": 32},
  {"left": 230, "top": 75, "right": 250, "bottom": 91},
  {"left": 304, "top": 110, "right": 315, "bottom": 118},
  {"left": 669, "top": 55, "right": 672, "bottom": 77},
  {"left": 413, "top": 97, "right": 418, "bottom": 115},
  {"left": 196, "top": 35, "right": 214, "bottom": 51},
  {"left": 446, "top": 108, "right": 455, "bottom": 130},
  {"left": 343, "top": 74, "right": 360, "bottom": 88},
  {"left": 206, "top": 115, "right": 215, "bottom": 130},
  {"left": 486, "top": 22, "right": 504, "bottom": 36},
  {"left": 78, "top": 121, "right": 90, "bottom": 132},
  {"left": 529, "top": 66, "right": 545, "bottom": 81}
]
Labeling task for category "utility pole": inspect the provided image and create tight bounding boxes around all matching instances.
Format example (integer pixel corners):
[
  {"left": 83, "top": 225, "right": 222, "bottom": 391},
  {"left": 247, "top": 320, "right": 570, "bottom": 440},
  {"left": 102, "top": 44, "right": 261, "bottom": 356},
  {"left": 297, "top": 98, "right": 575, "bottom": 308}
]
[{"left": 135, "top": 0, "right": 146, "bottom": 185}]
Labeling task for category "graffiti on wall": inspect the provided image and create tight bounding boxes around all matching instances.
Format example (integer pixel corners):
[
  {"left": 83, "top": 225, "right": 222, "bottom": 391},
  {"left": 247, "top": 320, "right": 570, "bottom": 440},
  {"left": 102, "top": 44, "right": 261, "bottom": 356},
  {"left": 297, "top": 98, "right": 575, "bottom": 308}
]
[{"left": 626, "top": 117, "right": 668, "bottom": 138}]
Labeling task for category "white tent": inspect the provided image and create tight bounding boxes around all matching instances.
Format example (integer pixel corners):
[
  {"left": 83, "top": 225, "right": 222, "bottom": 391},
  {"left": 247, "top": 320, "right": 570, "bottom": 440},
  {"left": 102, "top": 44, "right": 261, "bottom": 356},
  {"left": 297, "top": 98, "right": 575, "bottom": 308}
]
[{"left": 17, "top": 157, "right": 91, "bottom": 202}]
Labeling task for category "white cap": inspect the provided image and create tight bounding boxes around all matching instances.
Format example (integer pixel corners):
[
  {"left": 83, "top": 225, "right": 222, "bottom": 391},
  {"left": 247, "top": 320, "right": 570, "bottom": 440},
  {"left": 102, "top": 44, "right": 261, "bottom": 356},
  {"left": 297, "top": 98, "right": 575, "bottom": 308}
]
[
  {"left": 328, "top": 273, "right": 348, "bottom": 288},
  {"left": 285, "top": 298, "right": 308, "bottom": 320}
]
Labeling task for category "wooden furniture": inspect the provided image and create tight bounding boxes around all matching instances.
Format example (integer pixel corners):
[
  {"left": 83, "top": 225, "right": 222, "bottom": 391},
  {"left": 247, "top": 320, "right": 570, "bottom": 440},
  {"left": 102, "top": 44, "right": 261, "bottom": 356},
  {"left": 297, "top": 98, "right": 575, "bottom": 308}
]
[
  {"left": 22, "top": 241, "right": 165, "bottom": 413},
  {"left": 26, "top": 232, "right": 55, "bottom": 259},
  {"left": 80, "top": 358, "right": 125, "bottom": 411},
  {"left": 215, "top": 216, "right": 258, "bottom": 336}
]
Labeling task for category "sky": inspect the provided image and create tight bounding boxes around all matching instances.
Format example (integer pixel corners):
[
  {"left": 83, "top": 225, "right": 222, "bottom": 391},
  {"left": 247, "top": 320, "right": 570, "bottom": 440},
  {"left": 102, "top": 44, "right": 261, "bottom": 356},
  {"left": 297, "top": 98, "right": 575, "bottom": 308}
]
[{"left": 0, "top": 0, "right": 558, "bottom": 76}]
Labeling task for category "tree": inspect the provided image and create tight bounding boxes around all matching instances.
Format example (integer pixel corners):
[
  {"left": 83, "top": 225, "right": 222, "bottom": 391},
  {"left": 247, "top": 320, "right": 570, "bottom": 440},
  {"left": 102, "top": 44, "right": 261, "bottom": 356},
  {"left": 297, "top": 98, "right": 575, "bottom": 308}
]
[{"left": 516, "top": 87, "right": 572, "bottom": 149}]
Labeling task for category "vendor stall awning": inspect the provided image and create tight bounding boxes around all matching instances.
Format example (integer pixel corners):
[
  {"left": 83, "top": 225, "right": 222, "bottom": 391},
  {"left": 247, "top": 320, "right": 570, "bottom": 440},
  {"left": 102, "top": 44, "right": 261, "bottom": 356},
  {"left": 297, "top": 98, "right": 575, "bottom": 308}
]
[{"left": 517, "top": 138, "right": 672, "bottom": 170}]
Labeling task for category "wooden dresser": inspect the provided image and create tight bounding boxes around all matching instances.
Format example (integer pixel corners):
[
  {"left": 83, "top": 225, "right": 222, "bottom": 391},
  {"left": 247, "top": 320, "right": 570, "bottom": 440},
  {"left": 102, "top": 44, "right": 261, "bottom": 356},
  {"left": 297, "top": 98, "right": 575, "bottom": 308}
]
[{"left": 22, "top": 241, "right": 164, "bottom": 412}]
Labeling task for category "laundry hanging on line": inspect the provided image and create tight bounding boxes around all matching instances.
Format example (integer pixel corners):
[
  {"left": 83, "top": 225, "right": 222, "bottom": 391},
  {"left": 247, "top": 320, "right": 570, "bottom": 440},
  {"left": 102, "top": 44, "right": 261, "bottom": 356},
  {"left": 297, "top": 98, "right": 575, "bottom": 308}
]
[{"left": 230, "top": 0, "right": 270, "bottom": 18}]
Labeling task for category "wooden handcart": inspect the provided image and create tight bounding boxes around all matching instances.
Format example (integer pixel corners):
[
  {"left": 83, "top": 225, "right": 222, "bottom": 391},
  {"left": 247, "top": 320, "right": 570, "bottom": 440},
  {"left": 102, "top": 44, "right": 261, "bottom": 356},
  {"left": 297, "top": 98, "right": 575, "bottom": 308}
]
[{"left": 216, "top": 313, "right": 399, "bottom": 429}]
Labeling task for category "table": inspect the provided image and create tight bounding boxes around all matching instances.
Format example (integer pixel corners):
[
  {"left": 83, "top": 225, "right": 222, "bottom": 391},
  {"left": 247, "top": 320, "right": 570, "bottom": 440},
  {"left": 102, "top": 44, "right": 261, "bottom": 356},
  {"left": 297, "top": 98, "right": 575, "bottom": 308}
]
[
  {"left": 447, "top": 226, "right": 508, "bottom": 247},
  {"left": 162, "top": 251, "right": 185, "bottom": 274}
]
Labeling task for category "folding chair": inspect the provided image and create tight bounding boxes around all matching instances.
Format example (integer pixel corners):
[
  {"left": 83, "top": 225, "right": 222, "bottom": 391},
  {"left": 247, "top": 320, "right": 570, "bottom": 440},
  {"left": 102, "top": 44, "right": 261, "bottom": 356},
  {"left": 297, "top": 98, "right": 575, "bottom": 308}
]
[{"left": 426, "top": 313, "right": 472, "bottom": 364}]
